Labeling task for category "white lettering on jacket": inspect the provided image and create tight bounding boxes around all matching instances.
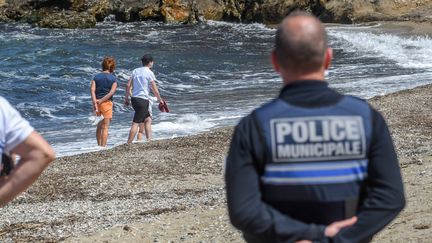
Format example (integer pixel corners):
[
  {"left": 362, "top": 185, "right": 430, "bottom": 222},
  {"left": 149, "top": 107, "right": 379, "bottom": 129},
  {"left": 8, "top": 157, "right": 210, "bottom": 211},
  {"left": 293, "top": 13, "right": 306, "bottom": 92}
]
[{"left": 271, "top": 116, "right": 366, "bottom": 162}]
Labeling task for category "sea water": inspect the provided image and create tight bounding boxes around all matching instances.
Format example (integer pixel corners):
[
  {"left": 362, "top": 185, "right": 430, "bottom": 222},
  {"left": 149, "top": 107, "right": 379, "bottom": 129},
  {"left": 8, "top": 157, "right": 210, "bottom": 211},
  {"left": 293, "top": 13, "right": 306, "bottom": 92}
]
[{"left": 1, "top": 20, "right": 432, "bottom": 156}]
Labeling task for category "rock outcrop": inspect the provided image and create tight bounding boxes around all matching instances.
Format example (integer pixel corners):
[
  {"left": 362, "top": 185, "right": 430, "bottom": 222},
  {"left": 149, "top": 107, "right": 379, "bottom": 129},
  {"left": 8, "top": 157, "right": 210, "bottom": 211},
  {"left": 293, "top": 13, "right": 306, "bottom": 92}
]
[{"left": 1, "top": 0, "right": 432, "bottom": 28}]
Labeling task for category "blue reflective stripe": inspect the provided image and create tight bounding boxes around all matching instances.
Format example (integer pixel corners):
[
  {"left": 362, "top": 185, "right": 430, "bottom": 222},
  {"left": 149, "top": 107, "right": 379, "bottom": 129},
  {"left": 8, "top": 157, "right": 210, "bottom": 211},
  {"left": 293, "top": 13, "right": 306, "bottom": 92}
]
[
  {"left": 266, "top": 160, "right": 368, "bottom": 171},
  {"left": 264, "top": 166, "right": 367, "bottom": 178},
  {"left": 262, "top": 159, "right": 368, "bottom": 185},
  {"left": 262, "top": 174, "right": 367, "bottom": 185}
]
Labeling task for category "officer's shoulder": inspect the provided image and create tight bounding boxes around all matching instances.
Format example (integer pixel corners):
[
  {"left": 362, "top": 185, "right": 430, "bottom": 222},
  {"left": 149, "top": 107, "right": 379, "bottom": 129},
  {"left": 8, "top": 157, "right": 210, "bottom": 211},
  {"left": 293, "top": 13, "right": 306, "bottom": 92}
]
[
  {"left": 236, "top": 112, "right": 255, "bottom": 128},
  {"left": 235, "top": 99, "right": 278, "bottom": 129},
  {"left": 254, "top": 98, "right": 280, "bottom": 112},
  {"left": 344, "top": 94, "right": 376, "bottom": 109},
  {"left": 345, "top": 94, "right": 368, "bottom": 103},
  {"left": 345, "top": 95, "right": 384, "bottom": 120}
]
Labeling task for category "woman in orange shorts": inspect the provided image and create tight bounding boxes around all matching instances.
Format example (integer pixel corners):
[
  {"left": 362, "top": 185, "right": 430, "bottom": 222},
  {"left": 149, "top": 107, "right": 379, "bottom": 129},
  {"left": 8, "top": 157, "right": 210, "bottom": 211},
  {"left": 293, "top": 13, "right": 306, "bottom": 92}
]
[{"left": 90, "top": 57, "right": 118, "bottom": 147}]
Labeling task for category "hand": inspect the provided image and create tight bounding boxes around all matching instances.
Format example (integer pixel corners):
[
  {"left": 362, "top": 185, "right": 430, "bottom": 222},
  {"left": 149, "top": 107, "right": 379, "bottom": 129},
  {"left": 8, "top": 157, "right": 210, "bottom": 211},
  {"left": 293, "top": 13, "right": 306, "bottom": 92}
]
[
  {"left": 295, "top": 217, "right": 357, "bottom": 243},
  {"left": 124, "top": 99, "right": 130, "bottom": 107},
  {"left": 325, "top": 216, "right": 357, "bottom": 237},
  {"left": 93, "top": 103, "right": 98, "bottom": 113},
  {"left": 96, "top": 99, "right": 101, "bottom": 105}
]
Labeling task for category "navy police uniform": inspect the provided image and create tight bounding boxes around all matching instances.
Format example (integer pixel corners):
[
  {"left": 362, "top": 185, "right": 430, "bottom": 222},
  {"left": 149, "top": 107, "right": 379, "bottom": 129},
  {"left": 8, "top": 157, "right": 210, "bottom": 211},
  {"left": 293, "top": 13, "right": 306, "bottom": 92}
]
[{"left": 225, "top": 81, "right": 405, "bottom": 243}]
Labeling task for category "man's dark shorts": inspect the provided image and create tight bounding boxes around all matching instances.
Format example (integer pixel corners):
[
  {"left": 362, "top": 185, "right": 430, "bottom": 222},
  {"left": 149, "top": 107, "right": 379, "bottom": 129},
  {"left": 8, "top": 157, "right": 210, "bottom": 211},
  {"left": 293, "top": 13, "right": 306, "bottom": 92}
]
[{"left": 131, "top": 97, "right": 150, "bottom": 123}]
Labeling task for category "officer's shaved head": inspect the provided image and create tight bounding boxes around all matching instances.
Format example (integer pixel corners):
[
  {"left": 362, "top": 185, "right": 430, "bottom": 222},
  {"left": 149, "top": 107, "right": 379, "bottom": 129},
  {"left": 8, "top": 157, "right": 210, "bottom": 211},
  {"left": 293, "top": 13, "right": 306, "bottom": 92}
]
[{"left": 274, "top": 11, "right": 328, "bottom": 74}]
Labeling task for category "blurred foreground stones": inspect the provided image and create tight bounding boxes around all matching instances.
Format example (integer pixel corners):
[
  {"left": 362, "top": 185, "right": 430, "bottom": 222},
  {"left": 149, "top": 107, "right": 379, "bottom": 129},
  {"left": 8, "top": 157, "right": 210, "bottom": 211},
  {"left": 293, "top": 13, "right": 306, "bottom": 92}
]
[{"left": 1, "top": 0, "right": 432, "bottom": 28}]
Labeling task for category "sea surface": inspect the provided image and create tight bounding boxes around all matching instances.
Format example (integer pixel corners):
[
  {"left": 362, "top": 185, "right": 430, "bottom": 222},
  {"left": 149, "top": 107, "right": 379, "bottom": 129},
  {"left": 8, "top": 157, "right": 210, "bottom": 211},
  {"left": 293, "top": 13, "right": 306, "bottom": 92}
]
[{"left": 1, "top": 19, "right": 432, "bottom": 156}]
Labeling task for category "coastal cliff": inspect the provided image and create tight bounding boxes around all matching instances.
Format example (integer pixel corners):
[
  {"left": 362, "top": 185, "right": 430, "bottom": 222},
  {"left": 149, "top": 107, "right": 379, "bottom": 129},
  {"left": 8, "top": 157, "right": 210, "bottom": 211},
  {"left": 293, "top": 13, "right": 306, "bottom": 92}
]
[{"left": 1, "top": 0, "right": 432, "bottom": 28}]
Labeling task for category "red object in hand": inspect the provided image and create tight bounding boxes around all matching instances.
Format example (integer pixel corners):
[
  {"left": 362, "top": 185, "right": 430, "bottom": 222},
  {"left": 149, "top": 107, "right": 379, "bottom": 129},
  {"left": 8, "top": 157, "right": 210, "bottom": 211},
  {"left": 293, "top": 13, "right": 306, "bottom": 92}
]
[{"left": 158, "top": 99, "right": 170, "bottom": 112}]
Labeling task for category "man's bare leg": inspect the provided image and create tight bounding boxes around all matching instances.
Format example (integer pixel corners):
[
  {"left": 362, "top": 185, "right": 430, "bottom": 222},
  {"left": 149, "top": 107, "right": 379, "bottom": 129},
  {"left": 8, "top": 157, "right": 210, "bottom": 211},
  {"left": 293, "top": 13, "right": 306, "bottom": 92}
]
[
  {"left": 137, "top": 123, "right": 145, "bottom": 142},
  {"left": 100, "top": 118, "right": 111, "bottom": 147},
  {"left": 144, "top": 117, "right": 152, "bottom": 141},
  {"left": 127, "top": 122, "right": 140, "bottom": 144}
]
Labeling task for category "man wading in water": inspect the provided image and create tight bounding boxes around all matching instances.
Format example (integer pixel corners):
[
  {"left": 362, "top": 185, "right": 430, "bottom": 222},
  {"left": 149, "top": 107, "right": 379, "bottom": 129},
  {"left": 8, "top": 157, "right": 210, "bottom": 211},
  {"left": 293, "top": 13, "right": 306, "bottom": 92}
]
[{"left": 124, "top": 54, "right": 164, "bottom": 143}]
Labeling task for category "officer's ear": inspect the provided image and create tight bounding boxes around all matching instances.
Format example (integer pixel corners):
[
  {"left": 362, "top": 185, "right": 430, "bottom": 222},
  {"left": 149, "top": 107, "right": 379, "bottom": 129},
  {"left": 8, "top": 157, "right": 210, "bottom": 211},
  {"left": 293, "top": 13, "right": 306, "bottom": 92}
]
[
  {"left": 324, "top": 48, "right": 333, "bottom": 70},
  {"left": 271, "top": 49, "right": 281, "bottom": 73}
]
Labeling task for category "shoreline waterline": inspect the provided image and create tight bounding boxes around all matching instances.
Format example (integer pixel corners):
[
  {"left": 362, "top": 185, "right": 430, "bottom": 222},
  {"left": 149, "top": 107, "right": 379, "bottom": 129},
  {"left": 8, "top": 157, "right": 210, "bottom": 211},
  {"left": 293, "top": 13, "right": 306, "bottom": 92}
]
[{"left": 53, "top": 80, "right": 431, "bottom": 159}]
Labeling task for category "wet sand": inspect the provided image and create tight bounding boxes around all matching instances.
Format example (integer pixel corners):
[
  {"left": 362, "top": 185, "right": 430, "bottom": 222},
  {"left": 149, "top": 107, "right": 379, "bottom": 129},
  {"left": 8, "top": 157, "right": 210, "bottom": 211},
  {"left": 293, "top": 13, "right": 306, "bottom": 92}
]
[{"left": 1, "top": 83, "right": 431, "bottom": 242}]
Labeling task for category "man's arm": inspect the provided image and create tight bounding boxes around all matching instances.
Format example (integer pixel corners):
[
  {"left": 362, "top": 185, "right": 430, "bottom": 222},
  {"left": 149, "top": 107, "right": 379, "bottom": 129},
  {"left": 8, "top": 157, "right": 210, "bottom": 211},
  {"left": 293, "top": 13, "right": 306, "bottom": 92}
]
[
  {"left": 225, "top": 116, "right": 327, "bottom": 242},
  {"left": 98, "top": 82, "right": 118, "bottom": 104},
  {"left": 0, "top": 131, "right": 55, "bottom": 206},
  {"left": 124, "top": 79, "right": 132, "bottom": 106},
  {"left": 150, "top": 80, "right": 162, "bottom": 102},
  {"left": 332, "top": 109, "right": 405, "bottom": 242}
]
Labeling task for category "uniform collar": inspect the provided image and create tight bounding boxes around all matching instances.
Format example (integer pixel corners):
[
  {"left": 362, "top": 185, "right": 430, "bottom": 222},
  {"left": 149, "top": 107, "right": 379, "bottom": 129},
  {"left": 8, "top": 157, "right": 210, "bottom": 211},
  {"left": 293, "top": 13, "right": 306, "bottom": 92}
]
[
  {"left": 277, "top": 80, "right": 342, "bottom": 108},
  {"left": 280, "top": 80, "right": 328, "bottom": 95}
]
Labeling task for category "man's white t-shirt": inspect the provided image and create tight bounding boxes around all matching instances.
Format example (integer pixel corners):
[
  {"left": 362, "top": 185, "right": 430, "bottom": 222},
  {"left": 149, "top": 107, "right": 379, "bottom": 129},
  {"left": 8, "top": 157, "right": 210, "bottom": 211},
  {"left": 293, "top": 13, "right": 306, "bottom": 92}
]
[
  {"left": 0, "top": 97, "right": 34, "bottom": 164},
  {"left": 131, "top": 66, "right": 156, "bottom": 100}
]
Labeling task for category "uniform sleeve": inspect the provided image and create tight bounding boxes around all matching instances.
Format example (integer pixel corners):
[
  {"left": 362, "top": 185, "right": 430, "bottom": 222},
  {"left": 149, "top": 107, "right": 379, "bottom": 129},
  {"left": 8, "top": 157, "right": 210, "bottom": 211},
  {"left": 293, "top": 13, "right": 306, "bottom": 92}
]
[
  {"left": 225, "top": 116, "right": 327, "bottom": 242},
  {"left": 333, "top": 109, "right": 405, "bottom": 242},
  {"left": 0, "top": 98, "right": 34, "bottom": 154}
]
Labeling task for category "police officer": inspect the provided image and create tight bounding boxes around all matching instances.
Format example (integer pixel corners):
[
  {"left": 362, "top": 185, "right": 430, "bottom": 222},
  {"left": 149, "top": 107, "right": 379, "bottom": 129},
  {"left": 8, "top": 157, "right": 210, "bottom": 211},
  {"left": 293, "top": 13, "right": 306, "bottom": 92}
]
[{"left": 225, "top": 11, "right": 405, "bottom": 243}]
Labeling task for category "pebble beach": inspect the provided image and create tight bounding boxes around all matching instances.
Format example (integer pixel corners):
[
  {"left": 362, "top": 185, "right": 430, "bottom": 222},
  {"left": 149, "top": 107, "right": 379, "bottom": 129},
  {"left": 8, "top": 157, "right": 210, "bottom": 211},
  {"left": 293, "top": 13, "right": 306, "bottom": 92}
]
[{"left": 1, "top": 83, "right": 432, "bottom": 242}]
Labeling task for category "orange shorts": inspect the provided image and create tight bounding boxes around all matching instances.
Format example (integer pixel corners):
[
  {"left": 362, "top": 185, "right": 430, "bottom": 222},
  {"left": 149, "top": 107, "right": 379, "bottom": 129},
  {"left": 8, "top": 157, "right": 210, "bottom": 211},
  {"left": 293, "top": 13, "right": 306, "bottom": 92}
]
[{"left": 96, "top": 100, "right": 113, "bottom": 119}]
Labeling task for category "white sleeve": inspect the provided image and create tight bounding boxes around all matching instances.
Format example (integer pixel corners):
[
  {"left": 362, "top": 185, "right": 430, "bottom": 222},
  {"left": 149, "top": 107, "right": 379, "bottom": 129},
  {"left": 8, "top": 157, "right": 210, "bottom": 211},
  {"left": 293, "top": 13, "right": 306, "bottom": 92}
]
[
  {"left": 0, "top": 97, "right": 34, "bottom": 154},
  {"left": 150, "top": 70, "right": 156, "bottom": 81}
]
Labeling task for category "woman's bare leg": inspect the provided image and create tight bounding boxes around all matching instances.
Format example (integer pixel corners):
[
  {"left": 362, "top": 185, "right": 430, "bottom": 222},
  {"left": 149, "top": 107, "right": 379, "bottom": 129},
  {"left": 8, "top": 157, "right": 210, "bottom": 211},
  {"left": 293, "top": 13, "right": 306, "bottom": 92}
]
[{"left": 100, "top": 118, "right": 111, "bottom": 147}]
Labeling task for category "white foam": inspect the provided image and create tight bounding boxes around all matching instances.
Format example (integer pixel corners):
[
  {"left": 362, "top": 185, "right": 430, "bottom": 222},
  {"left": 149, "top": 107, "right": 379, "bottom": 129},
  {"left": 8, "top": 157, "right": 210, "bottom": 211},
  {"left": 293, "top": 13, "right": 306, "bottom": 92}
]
[
  {"left": 0, "top": 70, "right": 17, "bottom": 78},
  {"left": 188, "top": 74, "right": 211, "bottom": 80},
  {"left": 39, "top": 107, "right": 57, "bottom": 119},
  {"left": 10, "top": 32, "right": 42, "bottom": 40},
  {"left": 15, "top": 103, "right": 59, "bottom": 119},
  {"left": 115, "top": 70, "right": 131, "bottom": 80},
  {"left": 331, "top": 71, "right": 432, "bottom": 98},
  {"left": 37, "top": 74, "right": 50, "bottom": 80},
  {"left": 51, "top": 113, "right": 218, "bottom": 157},
  {"left": 153, "top": 113, "right": 215, "bottom": 134},
  {"left": 52, "top": 142, "right": 110, "bottom": 157},
  {"left": 77, "top": 66, "right": 99, "bottom": 73},
  {"left": 326, "top": 23, "right": 381, "bottom": 31},
  {"left": 145, "top": 30, "right": 159, "bottom": 38},
  {"left": 329, "top": 28, "right": 432, "bottom": 69},
  {"left": 171, "top": 83, "right": 195, "bottom": 90},
  {"left": 205, "top": 115, "right": 243, "bottom": 122},
  {"left": 206, "top": 20, "right": 273, "bottom": 33}
]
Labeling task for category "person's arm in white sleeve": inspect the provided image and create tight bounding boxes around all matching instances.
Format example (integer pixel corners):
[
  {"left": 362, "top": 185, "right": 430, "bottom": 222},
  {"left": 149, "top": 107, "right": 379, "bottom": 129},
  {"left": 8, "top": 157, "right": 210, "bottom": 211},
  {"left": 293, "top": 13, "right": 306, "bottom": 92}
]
[
  {"left": 0, "top": 131, "right": 55, "bottom": 206},
  {"left": 0, "top": 98, "right": 55, "bottom": 206}
]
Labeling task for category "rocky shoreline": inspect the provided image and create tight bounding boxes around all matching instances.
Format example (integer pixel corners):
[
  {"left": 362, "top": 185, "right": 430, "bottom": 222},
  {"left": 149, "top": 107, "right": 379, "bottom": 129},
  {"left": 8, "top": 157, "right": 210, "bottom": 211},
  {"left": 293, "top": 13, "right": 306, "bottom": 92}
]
[
  {"left": 0, "top": 83, "right": 431, "bottom": 242},
  {"left": 1, "top": 0, "right": 432, "bottom": 28}
]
